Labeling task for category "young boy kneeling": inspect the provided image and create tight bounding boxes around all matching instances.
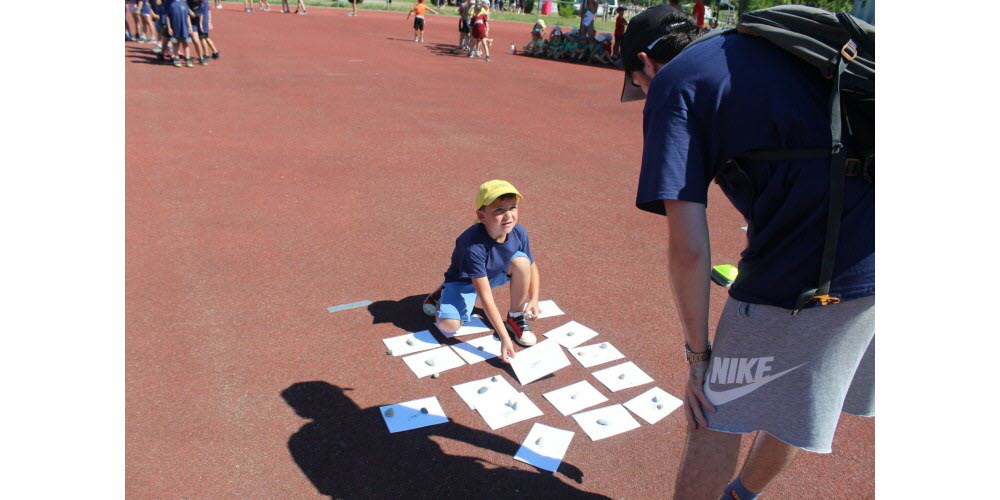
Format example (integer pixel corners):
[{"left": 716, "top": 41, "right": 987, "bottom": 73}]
[{"left": 423, "top": 180, "right": 542, "bottom": 362}]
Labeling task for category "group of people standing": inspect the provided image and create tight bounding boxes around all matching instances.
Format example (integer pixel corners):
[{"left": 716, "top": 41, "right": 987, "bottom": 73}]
[{"left": 125, "top": 0, "right": 222, "bottom": 68}]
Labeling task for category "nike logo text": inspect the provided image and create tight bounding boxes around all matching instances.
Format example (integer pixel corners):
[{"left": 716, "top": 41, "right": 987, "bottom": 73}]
[{"left": 703, "top": 357, "right": 806, "bottom": 405}]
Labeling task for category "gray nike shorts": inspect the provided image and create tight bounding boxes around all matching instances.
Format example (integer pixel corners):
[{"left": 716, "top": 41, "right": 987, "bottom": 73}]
[{"left": 702, "top": 295, "right": 875, "bottom": 453}]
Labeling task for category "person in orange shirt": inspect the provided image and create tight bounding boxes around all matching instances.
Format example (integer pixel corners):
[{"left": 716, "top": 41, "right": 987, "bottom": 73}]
[{"left": 407, "top": 0, "right": 439, "bottom": 42}]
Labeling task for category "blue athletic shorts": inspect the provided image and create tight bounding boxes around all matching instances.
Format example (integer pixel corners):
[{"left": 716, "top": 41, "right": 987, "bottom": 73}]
[{"left": 437, "top": 251, "right": 528, "bottom": 323}]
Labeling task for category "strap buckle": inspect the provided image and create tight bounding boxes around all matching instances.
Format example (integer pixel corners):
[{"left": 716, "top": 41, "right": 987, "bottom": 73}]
[
  {"left": 812, "top": 294, "right": 841, "bottom": 306},
  {"left": 841, "top": 40, "right": 858, "bottom": 62},
  {"left": 844, "top": 154, "right": 875, "bottom": 183}
]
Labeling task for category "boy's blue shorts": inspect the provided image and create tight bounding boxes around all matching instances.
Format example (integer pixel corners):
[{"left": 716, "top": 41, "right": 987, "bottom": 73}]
[{"left": 437, "top": 251, "right": 528, "bottom": 323}]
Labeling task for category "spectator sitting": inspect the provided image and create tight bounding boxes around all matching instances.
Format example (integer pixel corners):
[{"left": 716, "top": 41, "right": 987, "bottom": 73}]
[
  {"left": 573, "top": 35, "right": 593, "bottom": 62},
  {"left": 523, "top": 30, "right": 545, "bottom": 55},
  {"left": 546, "top": 28, "right": 564, "bottom": 59},
  {"left": 562, "top": 31, "right": 579, "bottom": 60},
  {"left": 590, "top": 33, "right": 613, "bottom": 65}
]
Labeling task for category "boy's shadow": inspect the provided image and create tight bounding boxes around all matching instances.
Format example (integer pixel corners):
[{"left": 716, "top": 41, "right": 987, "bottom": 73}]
[
  {"left": 282, "top": 381, "right": 609, "bottom": 499},
  {"left": 366, "top": 295, "right": 529, "bottom": 380}
]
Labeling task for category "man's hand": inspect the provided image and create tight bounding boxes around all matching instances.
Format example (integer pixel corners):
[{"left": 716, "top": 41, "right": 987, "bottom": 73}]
[
  {"left": 499, "top": 338, "right": 516, "bottom": 363},
  {"left": 682, "top": 360, "right": 716, "bottom": 429}
]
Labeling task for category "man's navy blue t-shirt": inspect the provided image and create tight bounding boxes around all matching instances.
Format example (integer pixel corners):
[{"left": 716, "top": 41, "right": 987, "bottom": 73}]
[
  {"left": 443, "top": 223, "right": 535, "bottom": 283},
  {"left": 636, "top": 31, "right": 874, "bottom": 310}
]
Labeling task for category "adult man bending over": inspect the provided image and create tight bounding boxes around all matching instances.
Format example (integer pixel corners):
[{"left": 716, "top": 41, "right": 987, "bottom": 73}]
[{"left": 619, "top": 6, "right": 875, "bottom": 499}]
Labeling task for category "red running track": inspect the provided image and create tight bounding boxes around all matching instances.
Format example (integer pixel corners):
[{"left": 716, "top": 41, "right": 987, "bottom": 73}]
[{"left": 125, "top": 5, "right": 874, "bottom": 498}]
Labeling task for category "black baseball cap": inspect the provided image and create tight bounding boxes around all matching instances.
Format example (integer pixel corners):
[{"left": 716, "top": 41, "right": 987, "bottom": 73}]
[{"left": 619, "top": 5, "right": 694, "bottom": 102}]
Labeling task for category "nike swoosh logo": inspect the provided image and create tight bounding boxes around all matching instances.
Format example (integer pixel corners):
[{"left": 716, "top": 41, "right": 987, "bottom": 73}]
[{"left": 703, "top": 363, "right": 807, "bottom": 406}]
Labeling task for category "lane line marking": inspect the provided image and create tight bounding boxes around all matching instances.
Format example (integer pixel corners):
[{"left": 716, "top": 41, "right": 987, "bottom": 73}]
[{"left": 327, "top": 300, "right": 373, "bottom": 313}]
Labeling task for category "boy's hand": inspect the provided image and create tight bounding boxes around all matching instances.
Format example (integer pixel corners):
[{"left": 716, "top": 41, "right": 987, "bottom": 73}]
[
  {"left": 524, "top": 299, "right": 540, "bottom": 320},
  {"left": 499, "top": 338, "right": 516, "bottom": 363}
]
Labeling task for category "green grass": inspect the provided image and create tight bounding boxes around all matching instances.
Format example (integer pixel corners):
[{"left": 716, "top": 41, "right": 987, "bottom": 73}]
[{"left": 226, "top": 0, "right": 620, "bottom": 33}]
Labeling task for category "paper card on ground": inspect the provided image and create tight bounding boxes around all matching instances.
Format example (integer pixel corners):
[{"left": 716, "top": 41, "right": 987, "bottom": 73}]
[
  {"left": 450, "top": 334, "right": 502, "bottom": 364},
  {"left": 542, "top": 321, "right": 599, "bottom": 349},
  {"left": 592, "top": 361, "right": 655, "bottom": 392},
  {"left": 476, "top": 392, "right": 544, "bottom": 430},
  {"left": 534, "top": 300, "right": 565, "bottom": 319},
  {"left": 623, "top": 387, "right": 683, "bottom": 425},
  {"left": 441, "top": 315, "right": 493, "bottom": 338},
  {"left": 452, "top": 375, "right": 520, "bottom": 410},
  {"left": 569, "top": 341, "right": 625, "bottom": 368},
  {"left": 510, "top": 339, "right": 571, "bottom": 385},
  {"left": 572, "top": 404, "right": 641, "bottom": 441},
  {"left": 383, "top": 330, "right": 441, "bottom": 356},
  {"left": 380, "top": 396, "right": 449, "bottom": 433},
  {"left": 514, "top": 423, "right": 575, "bottom": 473},
  {"left": 542, "top": 380, "right": 609, "bottom": 416},
  {"left": 402, "top": 346, "right": 467, "bottom": 378}
]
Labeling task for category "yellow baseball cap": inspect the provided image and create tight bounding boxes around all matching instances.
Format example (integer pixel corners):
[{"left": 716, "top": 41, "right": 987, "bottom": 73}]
[{"left": 475, "top": 179, "right": 523, "bottom": 210}]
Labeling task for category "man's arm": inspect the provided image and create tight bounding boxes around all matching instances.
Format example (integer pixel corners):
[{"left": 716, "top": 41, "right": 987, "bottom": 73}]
[{"left": 664, "top": 199, "right": 716, "bottom": 429}]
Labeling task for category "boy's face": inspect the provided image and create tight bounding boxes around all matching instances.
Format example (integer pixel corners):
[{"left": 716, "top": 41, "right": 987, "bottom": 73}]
[{"left": 477, "top": 196, "right": 519, "bottom": 240}]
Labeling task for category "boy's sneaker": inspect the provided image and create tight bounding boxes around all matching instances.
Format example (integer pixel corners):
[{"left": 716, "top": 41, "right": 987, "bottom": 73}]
[
  {"left": 199, "top": 56, "right": 209, "bottom": 65},
  {"left": 186, "top": 58, "right": 194, "bottom": 67},
  {"left": 422, "top": 285, "right": 444, "bottom": 317},
  {"left": 485, "top": 56, "right": 491, "bottom": 62},
  {"left": 212, "top": 52, "right": 221, "bottom": 59},
  {"left": 245, "top": 8, "right": 253, "bottom": 12},
  {"left": 173, "top": 58, "right": 183, "bottom": 67},
  {"left": 504, "top": 314, "right": 537, "bottom": 347}
]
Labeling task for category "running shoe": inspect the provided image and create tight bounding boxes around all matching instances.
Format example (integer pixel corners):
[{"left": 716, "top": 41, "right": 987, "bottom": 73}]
[
  {"left": 245, "top": 8, "right": 253, "bottom": 12},
  {"left": 173, "top": 58, "right": 183, "bottom": 67},
  {"left": 212, "top": 51, "right": 221, "bottom": 59},
  {"left": 199, "top": 56, "right": 209, "bottom": 65},
  {"left": 504, "top": 314, "right": 537, "bottom": 346},
  {"left": 422, "top": 285, "right": 444, "bottom": 317}
]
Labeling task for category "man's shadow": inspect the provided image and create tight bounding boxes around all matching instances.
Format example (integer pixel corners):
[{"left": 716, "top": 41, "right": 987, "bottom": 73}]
[{"left": 282, "top": 381, "right": 609, "bottom": 499}]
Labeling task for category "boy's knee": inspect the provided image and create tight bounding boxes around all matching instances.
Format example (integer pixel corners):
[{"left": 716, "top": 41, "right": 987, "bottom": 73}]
[
  {"left": 436, "top": 318, "right": 462, "bottom": 334},
  {"left": 507, "top": 255, "right": 530, "bottom": 274}
]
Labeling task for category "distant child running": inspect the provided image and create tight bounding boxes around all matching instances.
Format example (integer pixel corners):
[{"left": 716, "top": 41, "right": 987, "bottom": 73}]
[
  {"left": 613, "top": 7, "right": 627, "bottom": 59},
  {"left": 423, "top": 180, "right": 543, "bottom": 362},
  {"left": 456, "top": 1, "right": 472, "bottom": 50},
  {"left": 407, "top": 0, "right": 438, "bottom": 43},
  {"left": 469, "top": 1, "right": 491, "bottom": 61}
]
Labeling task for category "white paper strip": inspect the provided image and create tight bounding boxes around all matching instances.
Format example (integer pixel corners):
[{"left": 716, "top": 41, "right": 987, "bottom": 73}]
[
  {"left": 380, "top": 396, "right": 449, "bottom": 433},
  {"left": 452, "top": 375, "right": 520, "bottom": 410},
  {"left": 569, "top": 341, "right": 625, "bottom": 368},
  {"left": 510, "top": 339, "right": 571, "bottom": 385},
  {"left": 542, "top": 380, "right": 609, "bottom": 416},
  {"left": 514, "top": 423, "right": 575, "bottom": 473},
  {"left": 572, "top": 404, "right": 641, "bottom": 441},
  {"left": 542, "top": 321, "right": 599, "bottom": 349},
  {"left": 402, "top": 346, "right": 467, "bottom": 378},
  {"left": 623, "top": 387, "right": 683, "bottom": 425},
  {"left": 450, "top": 334, "right": 502, "bottom": 365},
  {"left": 534, "top": 300, "right": 565, "bottom": 319},
  {"left": 476, "top": 392, "right": 544, "bottom": 430},
  {"left": 591, "top": 361, "right": 655, "bottom": 392},
  {"left": 441, "top": 315, "right": 493, "bottom": 338},
  {"left": 382, "top": 330, "right": 441, "bottom": 357}
]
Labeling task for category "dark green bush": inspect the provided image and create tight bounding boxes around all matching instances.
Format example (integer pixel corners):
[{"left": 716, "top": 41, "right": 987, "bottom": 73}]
[
  {"left": 524, "top": 0, "right": 534, "bottom": 13},
  {"left": 557, "top": 1, "right": 574, "bottom": 16}
]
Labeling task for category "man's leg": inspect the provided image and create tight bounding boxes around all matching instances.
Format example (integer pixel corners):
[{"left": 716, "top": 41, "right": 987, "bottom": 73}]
[
  {"left": 734, "top": 431, "right": 799, "bottom": 495},
  {"left": 674, "top": 427, "right": 741, "bottom": 500}
]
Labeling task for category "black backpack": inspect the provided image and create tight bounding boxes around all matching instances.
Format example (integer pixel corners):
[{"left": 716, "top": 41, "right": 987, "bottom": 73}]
[{"left": 697, "top": 6, "right": 875, "bottom": 313}]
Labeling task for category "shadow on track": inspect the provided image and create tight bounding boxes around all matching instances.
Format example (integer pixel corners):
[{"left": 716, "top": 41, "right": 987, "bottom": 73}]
[
  {"left": 423, "top": 42, "right": 474, "bottom": 58},
  {"left": 513, "top": 53, "right": 621, "bottom": 71},
  {"left": 125, "top": 45, "right": 168, "bottom": 65},
  {"left": 282, "top": 381, "right": 609, "bottom": 499}
]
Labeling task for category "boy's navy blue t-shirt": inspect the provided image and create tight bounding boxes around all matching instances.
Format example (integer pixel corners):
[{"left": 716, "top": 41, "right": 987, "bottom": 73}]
[
  {"left": 444, "top": 223, "right": 535, "bottom": 283},
  {"left": 636, "top": 32, "right": 874, "bottom": 310}
]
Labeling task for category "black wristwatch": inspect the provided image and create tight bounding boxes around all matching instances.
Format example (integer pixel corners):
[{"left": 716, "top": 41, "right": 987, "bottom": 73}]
[{"left": 685, "top": 341, "right": 712, "bottom": 363}]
